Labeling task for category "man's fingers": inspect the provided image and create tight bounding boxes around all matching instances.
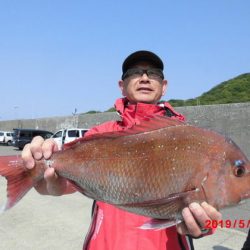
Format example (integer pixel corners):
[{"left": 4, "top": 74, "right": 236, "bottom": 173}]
[
  {"left": 181, "top": 202, "right": 211, "bottom": 237},
  {"left": 23, "top": 137, "right": 58, "bottom": 167},
  {"left": 189, "top": 202, "right": 210, "bottom": 229},
  {"left": 176, "top": 222, "right": 189, "bottom": 235},
  {"left": 182, "top": 206, "right": 202, "bottom": 237},
  {"left": 179, "top": 202, "right": 222, "bottom": 237},
  {"left": 44, "top": 167, "right": 57, "bottom": 180},
  {"left": 44, "top": 168, "right": 67, "bottom": 196},
  {"left": 22, "top": 143, "right": 35, "bottom": 169},
  {"left": 201, "top": 201, "right": 222, "bottom": 221},
  {"left": 29, "top": 136, "right": 45, "bottom": 160},
  {"left": 22, "top": 136, "right": 45, "bottom": 169},
  {"left": 42, "top": 138, "right": 59, "bottom": 159}
]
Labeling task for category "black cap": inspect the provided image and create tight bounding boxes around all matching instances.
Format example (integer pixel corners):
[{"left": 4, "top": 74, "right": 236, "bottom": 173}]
[{"left": 122, "top": 50, "right": 164, "bottom": 74}]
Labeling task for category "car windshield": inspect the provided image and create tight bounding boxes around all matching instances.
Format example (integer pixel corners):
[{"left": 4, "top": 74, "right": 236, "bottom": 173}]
[{"left": 53, "top": 131, "right": 62, "bottom": 138}]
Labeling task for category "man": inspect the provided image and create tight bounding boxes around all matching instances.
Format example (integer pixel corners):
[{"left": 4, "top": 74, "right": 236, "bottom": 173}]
[{"left": 22, "top": 50, "right": 221, "bottom": 249}]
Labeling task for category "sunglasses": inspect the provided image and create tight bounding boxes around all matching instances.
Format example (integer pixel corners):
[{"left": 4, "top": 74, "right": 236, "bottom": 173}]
[{"left": 122, "top": 68, "right": 164, "bottom": 81}]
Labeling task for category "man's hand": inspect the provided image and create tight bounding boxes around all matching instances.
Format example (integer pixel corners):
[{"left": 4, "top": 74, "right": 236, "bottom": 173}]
[
  {"left": 22, "top": 136, "right": 74, "bottom": 195},
  {"left": 177, "top": 202, "right": 222, "bottom": 237}
]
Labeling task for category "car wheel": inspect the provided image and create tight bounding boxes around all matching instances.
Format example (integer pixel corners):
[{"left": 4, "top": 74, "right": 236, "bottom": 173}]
[{"left": 7, "top": 141, "right": 12, "bottom": 146}]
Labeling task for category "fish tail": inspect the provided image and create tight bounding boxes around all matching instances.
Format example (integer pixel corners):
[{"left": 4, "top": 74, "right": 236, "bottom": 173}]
[{"left": 0, "top": 155, "right": 34, "bottom": 211}]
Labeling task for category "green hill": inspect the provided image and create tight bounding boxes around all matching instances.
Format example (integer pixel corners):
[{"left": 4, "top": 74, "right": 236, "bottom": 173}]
[{"left": 168, "top": 73, "right": 250, "bottom": 107}]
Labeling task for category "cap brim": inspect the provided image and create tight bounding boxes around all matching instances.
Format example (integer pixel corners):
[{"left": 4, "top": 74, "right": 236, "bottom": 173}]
[{"left": 122, "top": 50, "right": 164, "bottom": 74}]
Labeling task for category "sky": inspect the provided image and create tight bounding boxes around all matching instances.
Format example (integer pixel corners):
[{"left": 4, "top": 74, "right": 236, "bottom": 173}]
[{"left": 0, "top": 0, "right": 249, "bottom": 120}]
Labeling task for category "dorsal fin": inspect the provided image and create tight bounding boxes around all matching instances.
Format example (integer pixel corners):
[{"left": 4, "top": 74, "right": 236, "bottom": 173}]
[{"left": 64, "top": 115, "right": 187, "bottom": 149}]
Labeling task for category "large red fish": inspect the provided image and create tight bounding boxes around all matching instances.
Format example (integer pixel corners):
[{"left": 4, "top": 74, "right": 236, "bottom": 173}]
[{"left": 0, "top": 116, "right": 249, "bottom": 228}]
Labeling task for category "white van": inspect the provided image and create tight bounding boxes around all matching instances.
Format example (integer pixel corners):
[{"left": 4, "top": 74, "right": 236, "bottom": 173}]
[
  {"left": 0, "top": 131, "right": 14, "bottom": 146},
  {"left": 51, "top": 128, "right": 89, "bottom": 149}
]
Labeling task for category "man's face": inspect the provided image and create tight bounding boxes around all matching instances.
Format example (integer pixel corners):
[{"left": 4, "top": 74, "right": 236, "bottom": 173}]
[{"left": 119, "top": 62, "right": 167, "bottom": 104}]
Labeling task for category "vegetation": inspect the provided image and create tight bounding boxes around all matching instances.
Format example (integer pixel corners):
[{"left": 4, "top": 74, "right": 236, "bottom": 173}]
[
  {"left": 168, "top": 73, "right": 250, "bottom": 107},
  {"left": 105, "top": 107, "right": 116, "bottom": 112},
  {"left": 83, "top": 110, "right": 101, "bottom": 114}
]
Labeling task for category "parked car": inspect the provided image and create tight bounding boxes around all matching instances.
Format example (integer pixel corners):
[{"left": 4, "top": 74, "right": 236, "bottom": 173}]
[
  {"left": 51, "top": 128, "right": 89, "bottom": 149},
  {"left": 12, "top": 128, "right": 53, "bottom": 150},
  {"left": 0, "top": 131, "right": 14, "bottom": 146}
]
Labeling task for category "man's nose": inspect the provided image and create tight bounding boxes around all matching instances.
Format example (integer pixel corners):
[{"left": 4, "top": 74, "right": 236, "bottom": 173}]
[{"left": 140, "top": 73, "right": 150, "bottom": 82}]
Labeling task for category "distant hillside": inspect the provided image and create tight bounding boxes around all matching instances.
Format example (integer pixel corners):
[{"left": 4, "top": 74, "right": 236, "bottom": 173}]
[{"left": 168, "top": 73, "right": 250, "bottom": 107}]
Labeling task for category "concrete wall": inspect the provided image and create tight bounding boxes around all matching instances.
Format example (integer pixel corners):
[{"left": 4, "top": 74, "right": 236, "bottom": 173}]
[{"left": 0, "top": 102, "right": 249, "bottom": 158}]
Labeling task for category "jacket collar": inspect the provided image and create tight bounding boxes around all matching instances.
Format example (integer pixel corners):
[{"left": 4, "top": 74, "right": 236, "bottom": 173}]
[
  {"left": 114, "top": 98, "right": 166, "bottom": 127},
  {"left": 114, "top": 98, "right": 185, "bottom": 127}
]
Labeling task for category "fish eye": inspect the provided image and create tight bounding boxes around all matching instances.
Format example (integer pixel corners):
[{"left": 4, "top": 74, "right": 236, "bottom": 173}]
[
  {"left": 234, "top": 160, "right": 245, "bottom": 177},
  {"left": 234, "top": 166, "right": 245, "bottom": 177}
]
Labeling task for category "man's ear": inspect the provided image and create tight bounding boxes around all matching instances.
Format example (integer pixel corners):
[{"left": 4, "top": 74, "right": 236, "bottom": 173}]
[
  {"left": 118, "top": 80, "right": 126, "bottom": 96},
  {"left": 162, "top": 80, "right": 168, "bottom": 96}
]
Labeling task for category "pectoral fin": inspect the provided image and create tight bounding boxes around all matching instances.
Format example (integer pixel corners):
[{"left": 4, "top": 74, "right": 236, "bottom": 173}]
[
  {"left": 116, "top": 188, "right": 199, "bottom": 207},
  {"left": 140, "top": 218, "right": 182, "bottom": 230}
]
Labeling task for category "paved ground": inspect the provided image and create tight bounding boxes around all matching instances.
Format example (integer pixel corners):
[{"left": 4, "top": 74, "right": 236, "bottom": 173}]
[{"left": 0, "top": 145, "right": 249, "bottom": 250}]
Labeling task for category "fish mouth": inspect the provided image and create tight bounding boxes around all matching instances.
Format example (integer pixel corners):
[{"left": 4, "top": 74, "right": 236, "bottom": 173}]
[{"left": 240, "top": 191, "right": 250, "bottom": 200}]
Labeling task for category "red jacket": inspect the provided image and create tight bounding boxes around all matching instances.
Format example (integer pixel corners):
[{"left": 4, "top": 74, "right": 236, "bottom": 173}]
[{"left": 82, "top": 98, "right": 192, "bottom": 250}]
